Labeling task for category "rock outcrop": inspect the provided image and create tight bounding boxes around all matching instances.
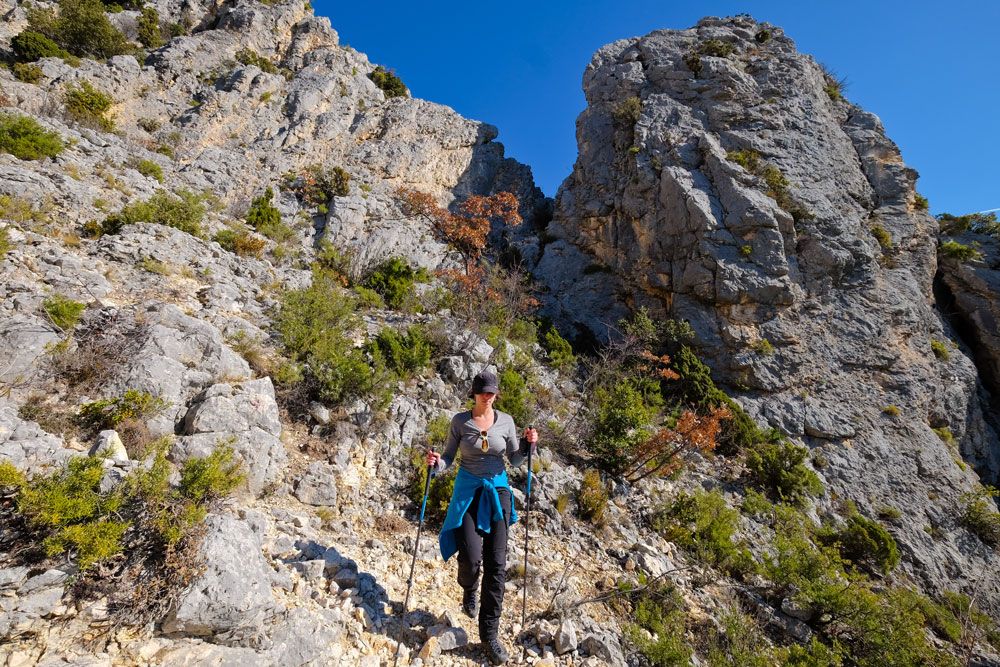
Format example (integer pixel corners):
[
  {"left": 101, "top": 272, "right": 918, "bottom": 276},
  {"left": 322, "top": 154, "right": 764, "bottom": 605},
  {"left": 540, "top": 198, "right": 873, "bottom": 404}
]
[{"left": 532, "top": 15, "right": 1000, "bottom": 611}]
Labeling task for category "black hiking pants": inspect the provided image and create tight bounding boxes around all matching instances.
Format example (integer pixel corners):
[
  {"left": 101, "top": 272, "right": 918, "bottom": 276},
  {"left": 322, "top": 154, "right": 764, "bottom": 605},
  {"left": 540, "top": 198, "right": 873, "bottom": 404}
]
[{"left": 456, "top": 486, "right": 512, "bottom": 641}]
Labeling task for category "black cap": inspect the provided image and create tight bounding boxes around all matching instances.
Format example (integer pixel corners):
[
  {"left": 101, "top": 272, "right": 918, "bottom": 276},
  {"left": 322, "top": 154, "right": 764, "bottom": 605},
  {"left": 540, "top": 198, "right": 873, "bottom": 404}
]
[{"left": 469, "top": 370, "right": 500, "bottom": 397}]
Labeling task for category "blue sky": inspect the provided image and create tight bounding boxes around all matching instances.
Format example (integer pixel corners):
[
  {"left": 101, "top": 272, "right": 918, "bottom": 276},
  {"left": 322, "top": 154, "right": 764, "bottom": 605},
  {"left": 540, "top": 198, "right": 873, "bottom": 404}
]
[{"left": 314, "top": 0, "right": 998, "bottom": 215}]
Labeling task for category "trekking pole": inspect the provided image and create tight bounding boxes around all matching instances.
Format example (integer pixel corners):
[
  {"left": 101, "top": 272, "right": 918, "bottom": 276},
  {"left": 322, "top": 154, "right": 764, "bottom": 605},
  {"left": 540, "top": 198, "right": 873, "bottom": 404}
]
[
  {"left": 393, "top": 460, "right": 434, "bottom": 667},
  {"left": 520, "top": 426, "right": 534, "bottom": 632}
]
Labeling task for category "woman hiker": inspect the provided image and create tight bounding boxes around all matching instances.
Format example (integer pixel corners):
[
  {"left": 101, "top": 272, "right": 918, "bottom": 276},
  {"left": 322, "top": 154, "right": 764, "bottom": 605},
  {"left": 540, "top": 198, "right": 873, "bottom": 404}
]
[{"left": 425, "top": 369, "right": 538, "bottom": 665}]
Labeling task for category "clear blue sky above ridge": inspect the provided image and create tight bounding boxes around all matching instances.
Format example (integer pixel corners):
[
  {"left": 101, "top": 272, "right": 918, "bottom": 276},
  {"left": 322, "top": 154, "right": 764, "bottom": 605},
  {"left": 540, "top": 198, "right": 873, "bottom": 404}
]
[{"left": 313, "top": 0, "right": 998, "bottom": 216}]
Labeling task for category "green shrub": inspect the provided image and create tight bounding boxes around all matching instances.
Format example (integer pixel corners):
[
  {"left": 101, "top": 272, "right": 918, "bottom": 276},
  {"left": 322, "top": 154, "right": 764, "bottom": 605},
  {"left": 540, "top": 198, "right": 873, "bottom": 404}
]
[
  {"left": 235, "top": 48, "right": 277, "bottom": 74},
  {"left": 763, "top": 528, "right": 857, "bottom": 623},
  {"left": 914, "top": 193, "right": 929, "bottom": 211},
  {"left": 78, "top": 389, "right": 168, "bottom": 431},
  {"left": 7, "top": 440, "right": 242, "bottom": 578},
  {"left": 939, "top": 239, "right": 983, "bottom": 262},
  {"left": 361, "top": 257, "right": 429, "bottom": 310},
  {"left": 699, "top": 39, "right": 734, "bottom": 58},
  {"left": 13, "top": 62, "right": 44, "bottom": 83},
  {"left": 0, "top": 113, "right": 63, "bottom": 160},
  {"left": 819, "top": 63, "right": 847, "bottom": 103},
  {"left": 540, "top": 324, "right": 576, "bottom": 372},
  {"left": 368, "top": 65, "right": 407, "bottom": 97},
  {"left": 64, "top": 80, "right": 114, "bottom": 131},
  {"left": 495, "top": 367, "right": 532, "bottom": 427},
  {"left": 11, "top": 30, "right": 70, "bottom": 61},
  {"left": 0, "top": 226, "right": 11, "bottom": 256},
  {"left": 136, "top": 6, "right": 164, "bottom": 48},
  {"left": 613, "top": 96, "right": 642, "bottom": 126},
  {"left": 819, "top": 513, "right": 900, "bottom": 575},
  {"left": 369, "top": 325, "right": 432, "bottom": 379},
  {"left": 353, "top": 285, "right": 384, "bottom": 308},
  {"left": 930, "top": 338, "right": 949, "bottom": 360},
  {"left": 577, "top": 469, "right": 609, "bottom": 525},
  {"left": 941, "top": 590, "right": 1000, "bottom": 650},
  {"left": 139, "top": 256, "right": 170, "bottom": 275},
  {"left": 276, "top": 270, "right": 372, "bottom": 405},
  {"left": 14, "top": 456, "right": 126, "bottom": 570},
  {"left": 871, "top": 224, "right": 893, "bottom": 250},
  {"left": 898, "top": 589, "right": 963, "bottom": 644},
  {"left": 745, "top": 440, "right": 823, "bottom": 505},
  {"left": 47, "top": 0, "right": 132, "bottom": 58},
  {"left": 0, "top": 461, "right": 28, "bottom": 489},
  {"left": 652, "top": 488, "right": 753, "bottom": 574},
  {"left": 43, "top": 294, "right": 86, "bottom": 330},
  {"left": 876, "top": 504, "right": 902, "bottom": 521},
  {"left": 751, "top": 338, "right": 774, "bottom": 356},
  {"left": 728, "top": 149, "right": 761, "bottom": 172},
  {"left": 133, "top": 158, "right": 163, "bottom": 183},
  {"left": 882, "top": 404, "right": 900, "bottom": 417},
  {"left": 706, "top": 607, "right": 842, "bottom": 667},
  {"left": 314, "top": 241, "right": 356, "bottom": 284},
  {"left": 246, "top": 186, "right": 282, "bottom": 230},
  {"left": 587, "top": 380, "right": 654, "bottom": 476},
  {"left": 846, "top": 588, "right": 960, "bottom": 667},
  {"left": 178, "top": 442, "right": 245, "bottom": 502},
  {"left": 959, "top": 485, "right": 1000, "bottom": 547},
  {"left": 684, "top": 39, "right": 735, "bottom": 75},
  {"left": 214, "top": 228, "right": 266, "bottom": 257},
  {"left": 624, "top": 582, "right": 691, "bottom": 666},
  {"left": 102, "top": 189, "right": 206, "bottom": 236},
  {"left": 938, "top": 211, "right": 1000, "bottom": 236}
]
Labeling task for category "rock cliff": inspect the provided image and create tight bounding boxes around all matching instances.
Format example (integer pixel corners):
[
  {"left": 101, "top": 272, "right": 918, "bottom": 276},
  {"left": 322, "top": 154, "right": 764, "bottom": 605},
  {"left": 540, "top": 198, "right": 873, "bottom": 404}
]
[{"left": 532, "top": 14, "right": 1000, "bottom": 612}]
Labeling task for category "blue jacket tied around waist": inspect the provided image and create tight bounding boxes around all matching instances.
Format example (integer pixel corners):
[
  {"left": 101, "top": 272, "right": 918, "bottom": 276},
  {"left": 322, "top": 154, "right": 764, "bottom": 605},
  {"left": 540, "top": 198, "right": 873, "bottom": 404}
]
[{"left": 439, "top": 467, "right": 518, "bottom": 561}]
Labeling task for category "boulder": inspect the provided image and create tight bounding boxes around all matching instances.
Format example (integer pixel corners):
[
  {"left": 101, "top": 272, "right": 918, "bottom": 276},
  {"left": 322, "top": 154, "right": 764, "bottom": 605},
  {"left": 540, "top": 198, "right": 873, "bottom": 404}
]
[
  {"left": 555, "top": 618, "right": 577, "bottom": 655},
  {"left": 89, "top": 430, "right": 128, "bottom": 462},
  {"left": 113, "top": 304, "right": 251, "bottom": 436},
  {"left": 293, "top": 461, "right": 338, "bottom": 507},
  {"left": 174, "top": 378, "right": 286, "bottom": 496},
  {"left": 162, "top": 514, "right": 277, "bottom": 644}
]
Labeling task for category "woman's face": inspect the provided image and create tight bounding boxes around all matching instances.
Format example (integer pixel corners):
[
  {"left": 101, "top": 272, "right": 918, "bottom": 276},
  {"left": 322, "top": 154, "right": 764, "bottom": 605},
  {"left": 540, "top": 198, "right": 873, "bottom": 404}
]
[{"left": 474, "top": 392, "right": 497, "bottom": 408}]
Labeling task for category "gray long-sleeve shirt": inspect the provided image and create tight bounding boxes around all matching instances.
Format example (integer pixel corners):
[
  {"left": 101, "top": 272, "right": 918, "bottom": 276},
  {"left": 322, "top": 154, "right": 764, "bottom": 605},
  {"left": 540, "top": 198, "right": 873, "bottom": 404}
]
[{"left": 434, "top": 409, "right": 529, "bottom": 478}]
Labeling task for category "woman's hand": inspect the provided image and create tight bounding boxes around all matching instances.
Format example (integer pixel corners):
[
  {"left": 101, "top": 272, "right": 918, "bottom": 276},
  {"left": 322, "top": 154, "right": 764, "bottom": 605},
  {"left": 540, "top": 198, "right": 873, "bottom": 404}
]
[
  {"left": 523, "top": 426, "right": 538, "bottom": 451},
  {"left": 426, "top": 450, "right": 441, "bottom": 468}
]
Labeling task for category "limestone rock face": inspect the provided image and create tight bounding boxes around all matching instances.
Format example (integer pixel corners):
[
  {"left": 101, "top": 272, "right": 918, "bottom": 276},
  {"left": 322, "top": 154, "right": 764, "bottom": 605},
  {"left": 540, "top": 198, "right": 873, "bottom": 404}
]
[
  {"left": 937, "top": 229, "right": 1000, "bottom": 478},
  {"left": 534, "top": 15, "right": 1000, "bottom": 611},
  {"left": 161, "top": 514, "right": 277, "bottom": 643},
  {"left": 176, "top": 378, "right": 287, "bottom": 496}
]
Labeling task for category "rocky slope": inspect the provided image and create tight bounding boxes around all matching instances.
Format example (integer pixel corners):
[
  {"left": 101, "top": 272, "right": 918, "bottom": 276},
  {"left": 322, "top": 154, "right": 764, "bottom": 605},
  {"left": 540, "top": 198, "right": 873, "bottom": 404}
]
[
  {"left": 1, "top": 4, "right": 999, "bottom": 667},
  {"left": 531, "top": 14, "right": 1000, "bottom": 613}
]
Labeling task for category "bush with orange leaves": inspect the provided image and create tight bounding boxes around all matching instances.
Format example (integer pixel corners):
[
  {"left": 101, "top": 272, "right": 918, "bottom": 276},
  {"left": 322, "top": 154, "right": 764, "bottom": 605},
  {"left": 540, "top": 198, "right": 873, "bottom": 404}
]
[
  {"left": 396, "top": 187, "right": 521, "bottom": 275},
  {"left": 622, "top": 406, "right": 730, "bottom": 483}
]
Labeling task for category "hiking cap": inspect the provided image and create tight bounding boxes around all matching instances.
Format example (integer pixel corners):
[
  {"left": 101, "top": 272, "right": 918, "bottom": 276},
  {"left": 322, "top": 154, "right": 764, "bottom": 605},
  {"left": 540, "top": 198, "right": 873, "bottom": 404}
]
[{"left": 469, "top": 370, "right": 500, "bottom": 397}]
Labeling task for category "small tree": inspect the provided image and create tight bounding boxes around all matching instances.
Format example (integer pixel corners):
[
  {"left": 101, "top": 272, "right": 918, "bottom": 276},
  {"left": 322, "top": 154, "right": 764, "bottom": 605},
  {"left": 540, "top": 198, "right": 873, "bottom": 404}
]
[
  {"left": 246, "top": 187, "right": 281, "bottom": 230},
  {"left": 137, "top": 6, "right": 164, "bottom": 48},
  {"left": 53, "top": 0, "right": 132, "bottom": 58},
  {"left": 397, "top": 187, "right": 521, "bottom": 276}
]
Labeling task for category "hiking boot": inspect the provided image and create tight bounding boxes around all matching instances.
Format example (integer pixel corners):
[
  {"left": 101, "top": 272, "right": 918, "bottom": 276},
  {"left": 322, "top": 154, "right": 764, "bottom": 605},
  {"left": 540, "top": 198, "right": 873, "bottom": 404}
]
[
  {"left": 483, "top": 638, "right": 509, "bottom": 665},
  {"left": 462, "top": 587, "right": 479, "bottom": 618}
]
